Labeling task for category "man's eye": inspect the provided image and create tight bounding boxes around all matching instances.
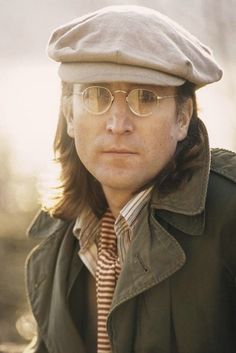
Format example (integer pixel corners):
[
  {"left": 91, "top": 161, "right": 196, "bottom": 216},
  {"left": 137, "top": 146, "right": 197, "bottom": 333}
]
[{"left": 139, "top": 91, "right": 156, "bottom": 103}]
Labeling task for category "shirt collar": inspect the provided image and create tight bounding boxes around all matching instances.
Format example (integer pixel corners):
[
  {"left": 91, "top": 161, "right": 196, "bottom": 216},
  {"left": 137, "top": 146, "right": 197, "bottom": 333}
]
[
  {"left": 73, "top": 187, "right": 153, "bottom": 250},
  {"left": 73, "top": 208, "right": 100, "bottom": 251},
  {"left": 116, "top": 186, "right": 153, "bottom": 229}
]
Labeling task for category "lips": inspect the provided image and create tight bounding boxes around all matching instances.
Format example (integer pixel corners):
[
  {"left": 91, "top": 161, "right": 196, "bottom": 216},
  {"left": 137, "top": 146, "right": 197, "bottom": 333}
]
[
  {"left": 103, "top": 150, "right": 136, "bottom": 154},
  {"left": 101, "top": 146, "right": 137, "bottom": 154},
  {"left": 102, "top": 148, "right": 137, "bottom": 155}
]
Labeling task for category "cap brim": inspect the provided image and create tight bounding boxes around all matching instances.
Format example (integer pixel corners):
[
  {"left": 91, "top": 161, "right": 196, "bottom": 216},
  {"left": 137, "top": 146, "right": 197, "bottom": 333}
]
[{"left": 58, "top": 62, "right": 185, "bottom": 86}]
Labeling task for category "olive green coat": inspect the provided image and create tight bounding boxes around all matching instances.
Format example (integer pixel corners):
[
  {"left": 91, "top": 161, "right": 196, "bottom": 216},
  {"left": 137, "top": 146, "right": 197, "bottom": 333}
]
[{"left": 24, "top": 148, "right": 236, "bottom": 353}]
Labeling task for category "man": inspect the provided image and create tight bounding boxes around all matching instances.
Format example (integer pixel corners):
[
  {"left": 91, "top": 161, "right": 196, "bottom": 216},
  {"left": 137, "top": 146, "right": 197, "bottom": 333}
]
[{"left": 24, "top": 5, "right": 236, "bottom": 353}]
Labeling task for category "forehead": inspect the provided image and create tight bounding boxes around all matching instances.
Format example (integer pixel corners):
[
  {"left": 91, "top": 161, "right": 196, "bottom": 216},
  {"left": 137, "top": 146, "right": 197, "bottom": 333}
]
[{"left": 73, "top": 82, "right": 176, "bottom": 94}]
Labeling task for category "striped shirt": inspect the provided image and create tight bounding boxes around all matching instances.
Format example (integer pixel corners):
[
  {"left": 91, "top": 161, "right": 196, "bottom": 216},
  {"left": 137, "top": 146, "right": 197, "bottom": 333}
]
[
  {"left": 96, "top": 209, "right": 121, "bottom": 352},
  {"left": 73, "top": 187, "right": 153, "bottom": 276}
]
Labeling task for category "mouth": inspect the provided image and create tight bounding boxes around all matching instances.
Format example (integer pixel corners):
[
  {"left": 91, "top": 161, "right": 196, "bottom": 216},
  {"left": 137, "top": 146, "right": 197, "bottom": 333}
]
[
  {"left": 102, "top": 149, "right": 137, "bottom": 155},
  {"left": 102, "top": 145, "right": 138, "bottom": 153}
]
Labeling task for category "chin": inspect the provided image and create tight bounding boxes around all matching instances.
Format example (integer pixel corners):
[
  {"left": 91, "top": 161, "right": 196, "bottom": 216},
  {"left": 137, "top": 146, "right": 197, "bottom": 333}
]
[{"left": 99, "top": 176, "right": 145, "bottom": 192}]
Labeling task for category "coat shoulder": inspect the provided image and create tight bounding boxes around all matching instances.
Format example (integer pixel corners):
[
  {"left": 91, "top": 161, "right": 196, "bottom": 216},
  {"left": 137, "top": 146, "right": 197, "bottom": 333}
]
[
  {"left": 27, "top": 210, "right": 70, "bottom": 238},
  {"left": 210, "top": 148, "right": 236, "bottom": 184}
]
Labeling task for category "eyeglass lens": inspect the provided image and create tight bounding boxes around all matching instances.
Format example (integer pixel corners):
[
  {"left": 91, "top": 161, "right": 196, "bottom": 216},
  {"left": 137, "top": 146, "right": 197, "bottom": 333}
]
[
  {"left": 128, "top": 89, "right": 156, "bottom": 116},
  {"left": 83, "top": 86, "right": 111, "bottom": 114},
  {"left": 82, "top": 86, "right": 157, "bottom": 116}
]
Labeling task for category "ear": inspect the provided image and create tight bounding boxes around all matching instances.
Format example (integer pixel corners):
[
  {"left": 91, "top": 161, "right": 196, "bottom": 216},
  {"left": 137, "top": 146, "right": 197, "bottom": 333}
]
[
  {"left": 177, "top": 98, "right": 193, "bottom": 141},
  {"left": 63, "top": 96, "right": 74, "bottom": 138}
]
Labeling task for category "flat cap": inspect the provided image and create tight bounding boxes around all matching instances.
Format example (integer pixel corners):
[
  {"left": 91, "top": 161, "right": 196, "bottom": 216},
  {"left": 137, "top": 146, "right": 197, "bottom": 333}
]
[{"left": 47, "top": 5, "right": 223, "bottom": 88}]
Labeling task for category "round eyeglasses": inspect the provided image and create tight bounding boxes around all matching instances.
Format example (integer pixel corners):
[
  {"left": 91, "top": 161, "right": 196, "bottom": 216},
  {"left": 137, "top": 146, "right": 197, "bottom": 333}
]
[{"left": 74, "top": 85, "right": 178, "bottom": 117}]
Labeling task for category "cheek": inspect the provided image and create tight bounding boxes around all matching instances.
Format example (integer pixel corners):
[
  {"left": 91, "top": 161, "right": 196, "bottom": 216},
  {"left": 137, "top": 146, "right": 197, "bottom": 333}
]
[
  {"left": 145, "top": 122, "right": 179, "bottom": 163},
  {"left": 72, "top": 120, "right": 89, "bottom": 158},
  {"left": 72, "top": 118, "right": 100, "bottom": 168},
  {"left": 150, "top": 120, "right": 179, "bottom": 147},
  {"left": 74, "top": 133, "right": 84, "bottom": 156}
]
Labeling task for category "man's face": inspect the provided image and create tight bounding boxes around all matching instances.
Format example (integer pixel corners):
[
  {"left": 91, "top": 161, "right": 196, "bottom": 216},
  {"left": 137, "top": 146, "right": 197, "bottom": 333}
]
[{"left": 66, "top": 82, "right": 191, "bottom": 196}]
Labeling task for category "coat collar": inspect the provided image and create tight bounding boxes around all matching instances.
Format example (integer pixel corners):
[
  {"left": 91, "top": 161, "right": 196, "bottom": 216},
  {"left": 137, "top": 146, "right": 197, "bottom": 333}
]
[
  {"left": 150, "top": 119, "right": 210, "bottom": 236},
  {"left": 151, "top": 119, "right": 210, "bottom": 216},
  {"left": 27, "top": 208, "right": 69, "bottom": 238}
]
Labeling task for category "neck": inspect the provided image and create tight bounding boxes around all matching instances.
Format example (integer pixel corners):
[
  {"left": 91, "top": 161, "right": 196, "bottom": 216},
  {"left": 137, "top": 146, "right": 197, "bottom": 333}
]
[{"left": 102, "top": 187, "right": 134, "bottom": 219}]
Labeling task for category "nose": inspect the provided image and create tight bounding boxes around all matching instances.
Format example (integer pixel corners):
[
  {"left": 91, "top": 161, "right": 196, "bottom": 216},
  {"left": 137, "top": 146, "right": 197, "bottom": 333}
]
[{"left": 106, "top": 93, "right": 134, "bottom": 135}]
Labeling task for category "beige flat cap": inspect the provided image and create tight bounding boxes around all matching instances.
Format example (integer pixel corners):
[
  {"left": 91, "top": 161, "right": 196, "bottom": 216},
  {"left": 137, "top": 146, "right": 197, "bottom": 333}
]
[{"left": 47, "top": 5, "right": 223, "bottom": 88}]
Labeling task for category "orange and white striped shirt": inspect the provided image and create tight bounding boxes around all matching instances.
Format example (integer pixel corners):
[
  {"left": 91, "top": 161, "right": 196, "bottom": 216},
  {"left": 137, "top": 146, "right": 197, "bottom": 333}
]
[{"left": 96, "top": 209, "right": 121, "bottom": 352}]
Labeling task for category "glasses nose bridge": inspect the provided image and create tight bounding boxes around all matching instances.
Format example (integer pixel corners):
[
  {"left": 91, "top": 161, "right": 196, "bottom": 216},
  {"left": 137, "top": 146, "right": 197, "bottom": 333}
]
[
  {"left": 111, "top": 89, "right": 128, "bottom": 100},
  {"left": 112, "top": 89, "right": 128, "bottom": 95},
  {"left": 110, "top": 89, "right": 129, "bottom": 108},
  {"left": 106, "top": 89, "right": 134, "bottom": 134}
]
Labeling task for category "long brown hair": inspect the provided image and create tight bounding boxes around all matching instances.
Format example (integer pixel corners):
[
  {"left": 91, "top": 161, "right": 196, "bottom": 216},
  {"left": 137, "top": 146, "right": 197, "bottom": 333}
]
[{"left": 45, "top": 81, "right": 205, "bottom": 220}]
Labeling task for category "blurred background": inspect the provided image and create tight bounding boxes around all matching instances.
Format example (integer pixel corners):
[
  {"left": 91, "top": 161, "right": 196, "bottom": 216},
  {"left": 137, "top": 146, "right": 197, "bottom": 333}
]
[{"left": 0, "top": 0, "right": 236, "bottom": 351}]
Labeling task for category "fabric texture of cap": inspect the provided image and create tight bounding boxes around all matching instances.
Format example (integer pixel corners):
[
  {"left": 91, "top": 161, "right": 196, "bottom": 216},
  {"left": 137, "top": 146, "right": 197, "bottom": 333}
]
[{"left": 47, "top": 5, "right": 223, "bottom": 88}]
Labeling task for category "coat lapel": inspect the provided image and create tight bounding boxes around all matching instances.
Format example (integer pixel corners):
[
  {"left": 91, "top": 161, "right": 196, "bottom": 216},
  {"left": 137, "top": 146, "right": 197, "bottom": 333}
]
[{"left": 110, "top": 204, "right": 186, "bottom": 310}]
